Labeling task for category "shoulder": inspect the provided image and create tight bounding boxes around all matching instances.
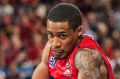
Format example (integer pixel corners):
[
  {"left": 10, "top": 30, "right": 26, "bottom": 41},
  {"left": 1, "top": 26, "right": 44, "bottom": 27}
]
[
  {"left": 74, "top": 48, "right": 102, "bottom": 70},
  {"left": 74, "top": 48, "right": 109, "bottom": 79}
]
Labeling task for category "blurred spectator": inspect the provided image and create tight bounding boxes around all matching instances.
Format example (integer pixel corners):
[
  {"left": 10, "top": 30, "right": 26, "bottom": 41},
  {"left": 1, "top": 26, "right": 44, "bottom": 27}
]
[
  {"left": 112, "top": 29, "right": 120, "bottom": 46},
  {"left": 82, "top": 16, "right": 98, "bottom": 40},
  {"left": 101, "top": 37, "right": 114, "bottom": 59},
  {"left": 77, "top": 0, "right": 93, "bottom": 15},
  {"left": 0, "top": 0, "right": 14, "bottom": 16},
  {"left": 0, "top": 70, "right": 6, "bottom": 79},
  {"left": 86, "top": 11, "right": 98, "bottom": 32},
  {"left": 35, "top": 3, "right": 47, "bottom": 20},
  {"left": 16, "top": 51, "right": 34, "bottom": 79},
  {"left": 112, "top": 47, "right": 120, "bottom": 79},
  {"left": 96, "top": 22, "right": 109, "bottom": 45},
  {"left": 113, "top": 1, "right": 120, "bottom": 30},
  {"left": 6, "top": 61, "right": 20, "bottom": 79}
]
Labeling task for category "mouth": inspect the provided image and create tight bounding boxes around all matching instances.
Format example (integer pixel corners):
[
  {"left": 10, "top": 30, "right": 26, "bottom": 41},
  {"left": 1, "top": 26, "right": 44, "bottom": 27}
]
[
  {"left": 52, "top": 49, "right": 67, "bottom": 59},
  {"left": 53, "top": 49, "right": 62, "bottom": 55},
  {"left": 54, "top": 50, "right": 62, "bottom": 53}
]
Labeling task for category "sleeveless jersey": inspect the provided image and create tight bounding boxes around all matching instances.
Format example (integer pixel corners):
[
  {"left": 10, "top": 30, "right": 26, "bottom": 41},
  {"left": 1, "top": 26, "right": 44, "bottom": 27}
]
[{"left": 48, "top": 35, "right": 114, "bottom": 79}]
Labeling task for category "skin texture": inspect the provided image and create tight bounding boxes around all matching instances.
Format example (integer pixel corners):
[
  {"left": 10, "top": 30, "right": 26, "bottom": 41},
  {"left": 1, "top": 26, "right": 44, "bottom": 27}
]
[
  {"left": 46, "top": 20, "right": 82, "bottom": 59},
  {"left": 75, "top": 48, "right": 108, "bottom": 79},
  {"left": 32, "top": 20, "right": 109, "bottom": 79}
]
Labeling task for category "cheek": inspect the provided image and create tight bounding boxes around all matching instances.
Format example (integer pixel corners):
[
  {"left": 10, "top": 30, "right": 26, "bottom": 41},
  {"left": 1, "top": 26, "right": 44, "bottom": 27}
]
[
  {"left": 62, "top": 37, "right": 77, "bottom": 50},
  {"left": 63, "top": 35, "right": 78, "bottom": 51}
]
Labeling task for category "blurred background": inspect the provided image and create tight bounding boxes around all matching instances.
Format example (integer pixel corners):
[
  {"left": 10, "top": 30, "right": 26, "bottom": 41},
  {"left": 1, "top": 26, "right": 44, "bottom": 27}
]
[{"left": 0, "top": 0, "right": 120, "bottom": 79}]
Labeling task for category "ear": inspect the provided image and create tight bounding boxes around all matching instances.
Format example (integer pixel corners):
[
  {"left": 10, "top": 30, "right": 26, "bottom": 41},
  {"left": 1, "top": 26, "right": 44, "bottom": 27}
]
[{"left": 76, "top": 26, "right": 83, "bottom": 36}]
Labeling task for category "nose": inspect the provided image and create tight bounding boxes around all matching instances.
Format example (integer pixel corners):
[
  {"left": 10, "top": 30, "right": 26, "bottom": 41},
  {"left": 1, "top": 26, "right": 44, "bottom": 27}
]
[{"left": 51, "top": 37, "right": 61, "bottom": 49}]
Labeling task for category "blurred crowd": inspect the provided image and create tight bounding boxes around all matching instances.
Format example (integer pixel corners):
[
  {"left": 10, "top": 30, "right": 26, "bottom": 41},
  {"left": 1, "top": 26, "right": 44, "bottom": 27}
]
[{"left": 0, "top": 0, "right": 120, "bottom": 79}]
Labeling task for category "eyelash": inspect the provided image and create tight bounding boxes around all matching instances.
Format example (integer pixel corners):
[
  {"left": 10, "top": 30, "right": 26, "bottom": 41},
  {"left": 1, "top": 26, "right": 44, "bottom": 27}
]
[
  {"left": 59, "top": 34, "right": 67, "bottom": 39},
  {"left": 48, "top": 33, "right": 54, "bottom": 38},
  {"left": 47, "top": 33, "right": 67, "bottom": 39}
]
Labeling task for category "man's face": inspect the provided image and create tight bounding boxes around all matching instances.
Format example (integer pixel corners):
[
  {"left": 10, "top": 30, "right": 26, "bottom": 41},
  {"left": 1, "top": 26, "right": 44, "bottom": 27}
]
[{"left": 47, "top": 20, "right": 79, "bottom": 59}]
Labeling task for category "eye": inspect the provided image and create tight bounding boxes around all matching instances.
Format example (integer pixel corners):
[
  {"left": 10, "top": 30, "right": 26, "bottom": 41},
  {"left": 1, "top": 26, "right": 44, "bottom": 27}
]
[
  {"left": 59, "top": 34, "right": 67, "bottom": 39},
  {"left": 47, "top": 33, "right": 54, "bottom": 39}
]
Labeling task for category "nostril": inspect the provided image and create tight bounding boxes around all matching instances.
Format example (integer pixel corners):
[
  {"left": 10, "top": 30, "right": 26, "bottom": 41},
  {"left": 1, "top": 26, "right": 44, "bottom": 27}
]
[{"left": 52, "top": 44, "right": 61, "bottom": 49}]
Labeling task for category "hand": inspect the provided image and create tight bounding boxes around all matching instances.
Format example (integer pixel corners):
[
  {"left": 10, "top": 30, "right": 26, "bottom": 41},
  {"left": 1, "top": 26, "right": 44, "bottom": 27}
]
[
  {"left": 45, "top": 41, "right": 52, "bottom": 48},
  {"left": 42, "top": 41, "right": 52, "bottom": 60},
  {"left": 43, "top": 41, "right": 51, "bottom": 51}
]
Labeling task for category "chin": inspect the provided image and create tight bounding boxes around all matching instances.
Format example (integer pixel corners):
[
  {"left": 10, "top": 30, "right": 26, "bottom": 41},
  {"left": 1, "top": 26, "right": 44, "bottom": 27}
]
[{"left": 54, "top": 54, "right": 67, "bottom": 59}]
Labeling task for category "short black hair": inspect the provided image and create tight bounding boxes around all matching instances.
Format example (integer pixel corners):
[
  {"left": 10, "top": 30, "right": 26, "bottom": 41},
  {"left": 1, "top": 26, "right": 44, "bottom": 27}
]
[{"left": 47, "top": 3, "right": 82, "bottom": 30}]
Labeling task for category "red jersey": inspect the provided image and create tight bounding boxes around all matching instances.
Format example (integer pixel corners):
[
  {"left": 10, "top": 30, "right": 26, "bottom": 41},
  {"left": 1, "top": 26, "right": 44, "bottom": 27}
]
[{"left": 48, "top": 36, "right": 114, "bottom": 79}]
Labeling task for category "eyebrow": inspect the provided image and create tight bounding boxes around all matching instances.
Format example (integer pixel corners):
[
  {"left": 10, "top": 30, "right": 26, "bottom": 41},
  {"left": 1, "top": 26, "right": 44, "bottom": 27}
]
[{"left": 47, "top": 31, "right": 67, "bottom": 34}]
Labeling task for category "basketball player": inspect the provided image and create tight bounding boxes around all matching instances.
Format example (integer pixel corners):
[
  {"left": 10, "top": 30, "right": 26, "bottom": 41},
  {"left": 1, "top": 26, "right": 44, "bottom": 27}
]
[{"left": 32, "top": 3, "right": 114, "bottom": 79}]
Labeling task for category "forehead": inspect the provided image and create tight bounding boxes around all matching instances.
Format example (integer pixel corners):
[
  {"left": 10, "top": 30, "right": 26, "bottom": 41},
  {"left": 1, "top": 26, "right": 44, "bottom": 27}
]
[{"left": 47, "top": 20, "right": 70, "bottom": 32}]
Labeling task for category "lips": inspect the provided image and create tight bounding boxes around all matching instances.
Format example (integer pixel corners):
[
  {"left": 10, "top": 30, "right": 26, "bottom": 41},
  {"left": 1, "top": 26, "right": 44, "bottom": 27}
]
[
  {"left": 53, "top": 49, "right": 62, "bottom": 55},
  {"left": 53, "top": 49, "right": 62, "bottom": 53}
]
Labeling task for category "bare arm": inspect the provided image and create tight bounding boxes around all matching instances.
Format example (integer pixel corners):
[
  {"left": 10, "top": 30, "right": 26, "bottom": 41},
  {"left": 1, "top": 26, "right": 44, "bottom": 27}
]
[
  {"left": 75, "top": 48, "right": 108, "bottom": 79},
  {"left": 32, "top": 41, "right": 51, "bottom": 79}
]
